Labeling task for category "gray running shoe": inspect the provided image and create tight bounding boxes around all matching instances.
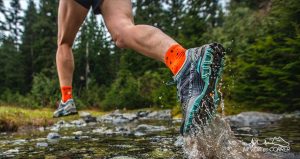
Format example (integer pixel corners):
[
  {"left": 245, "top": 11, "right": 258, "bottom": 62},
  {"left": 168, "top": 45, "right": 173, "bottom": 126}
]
[
  {"left": 174, "top": 43, "right": 225, "bottom": 135},
  {"left": 53, "top": 99, "right": 78, "bottom": 118}
]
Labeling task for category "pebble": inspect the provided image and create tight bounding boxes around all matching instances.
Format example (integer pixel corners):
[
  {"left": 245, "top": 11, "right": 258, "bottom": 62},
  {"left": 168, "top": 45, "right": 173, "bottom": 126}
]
[
  {"left": 36, "top": 142, "right": 48, "bottom": 147},
  {"left": 80, "top": 112, "right": 97, "bottom": 123},
  {"left": 174, "top": 136, "right": 183, "bottom": 147},
  {"left": 13, "top": 139, "right": 27, "bottom": 145},
  {"left": 72, "top": 131, "right": 83, "bottom": 136},
  {"left": 47, "top": 132, "right": 60, "bottom": 140},
  {"left": 3, "top": 148, "right": 19, "bottom": 155},
  {"left": 135, "top": 124, "right": 167, "bottom": 132},
  {"left": 111, "top": 156, "right": 137, "bottom": 159}
]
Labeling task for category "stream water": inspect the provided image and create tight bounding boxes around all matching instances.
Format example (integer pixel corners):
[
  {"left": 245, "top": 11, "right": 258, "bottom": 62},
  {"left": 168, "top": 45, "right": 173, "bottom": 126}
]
[{"left": 0, "top": 111, "right": 299, "bottom": 159}]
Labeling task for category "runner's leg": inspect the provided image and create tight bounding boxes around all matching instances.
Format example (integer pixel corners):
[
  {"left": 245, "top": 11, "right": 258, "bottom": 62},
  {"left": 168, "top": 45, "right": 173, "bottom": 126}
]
[
  {"left": 56, "top": 0, "right": 89, "bottom": 102},
  {"left": 101, "top": 0, "right": 179, "bottom": 63}
]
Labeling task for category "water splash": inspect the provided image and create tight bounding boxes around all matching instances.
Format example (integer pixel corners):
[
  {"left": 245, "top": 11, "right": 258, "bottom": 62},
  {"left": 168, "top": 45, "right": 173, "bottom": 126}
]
[
  {"left": 182, "top": 80, "right": 278, "bottom": 159},
  {"left": 182, "top": 115, "right": 275, "bottom": 159}
]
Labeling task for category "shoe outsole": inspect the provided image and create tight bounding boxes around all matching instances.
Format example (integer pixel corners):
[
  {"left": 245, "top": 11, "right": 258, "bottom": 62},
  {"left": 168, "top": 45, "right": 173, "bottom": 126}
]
[
  {"left": 183, "top": 43, "right": 225, "bottom": 134},
  {"left": 53, "top": 110, "right": 78, "bottom": 118}
]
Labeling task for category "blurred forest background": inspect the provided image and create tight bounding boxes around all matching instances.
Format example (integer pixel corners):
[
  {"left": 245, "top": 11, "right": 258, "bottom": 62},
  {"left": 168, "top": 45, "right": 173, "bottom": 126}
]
[{"left": 0, "top": 0, "right": 299, "bottom": 113}]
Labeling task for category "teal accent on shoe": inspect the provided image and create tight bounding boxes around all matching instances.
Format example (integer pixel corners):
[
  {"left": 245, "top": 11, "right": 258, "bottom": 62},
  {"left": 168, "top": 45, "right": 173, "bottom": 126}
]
[
  {"left": 183, "top": 47, "right": 213, "bottom": 133},
  {"left": 196, "top": 57, "right": 202, "bottom": 73}
]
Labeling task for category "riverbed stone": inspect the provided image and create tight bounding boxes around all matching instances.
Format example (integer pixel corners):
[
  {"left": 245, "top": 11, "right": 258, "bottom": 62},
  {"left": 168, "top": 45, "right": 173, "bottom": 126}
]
[
  {"left": 134, "top": 124, "right": 167, "bottom": 133},
  {"left": 283, "top": 111, "right": 300, "bottom": 119},
  {"left": 47, "top": 132, "right": 60, "bottom": 140},
  {"left": 115, "top": 126, "right": 131, "bottom": 135},
  {"left": 92, "top": 127, "right": 107, "bottom": 134},
  {"left": 111, "top": 156, "right": 137, "bottom": 159},
  {"left": 174, "top": 136, "right": 183, "bottom": 147},
  {"left": 72, "top": 131, "right": 83, "bottom": 136},
  {"left": 97, "top": 112, "right": 138, "bottom": 124},
  {"left": 71, "top": 119, "right": 87, "bottom": 127},
  {"left": 134, "top": 131, "right": 145, "bottom": 136},
  {"left": 3, "top": 148, "right": 19, "bottom": 155},
  {"left": 226, "top": 111, "right": 282, "bottom": 127},
  {"left": 146, "top": 110, "right": 172, "bottom": 120},
  {"left": 137, "top": 111, "right": 150, "bottom": 118},
  {"left": 50, "top": 125, "right": 60, "bottom": 132},
  {"left": 79, "top": 112, "right": 97, "bottom": 123},
  {"left": 36, "top": 142, "right": 48, "bottom": 147},
  {"left": 236, "top": 127, "right": 259, "bottom": 136},
  {"left": 13, "top": 139, "right": 27, "bottom": 145}
]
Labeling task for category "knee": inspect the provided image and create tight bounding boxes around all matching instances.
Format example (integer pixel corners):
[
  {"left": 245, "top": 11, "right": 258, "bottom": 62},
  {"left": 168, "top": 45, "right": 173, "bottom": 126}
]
[
  {"left": 56, "top": 36, "right": 73, "bottom": 58},
  {"left": 111, "top": 26, "right": 131, "bottom": 48},
  {"left": 57, "top": 34, "right": 73, "bottom": 50}
]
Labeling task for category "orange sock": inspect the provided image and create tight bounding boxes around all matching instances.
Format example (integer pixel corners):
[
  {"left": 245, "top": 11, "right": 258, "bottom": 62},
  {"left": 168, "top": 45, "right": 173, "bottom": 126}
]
[
  {"left": 61, "top": 86, "right": 72, "bottom": 103},
  {"left": 165, "top": 44, "right": 186, "bottom": 75}
]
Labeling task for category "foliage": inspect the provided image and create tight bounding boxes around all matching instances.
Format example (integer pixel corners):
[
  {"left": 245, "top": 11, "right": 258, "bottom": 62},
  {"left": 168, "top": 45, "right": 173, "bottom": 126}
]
[
  {"left": 0, "top": 0, "right": 299, "bottom": 113},
  {"left": 102, "top": 69, "right": 144, "bottom": 110}
]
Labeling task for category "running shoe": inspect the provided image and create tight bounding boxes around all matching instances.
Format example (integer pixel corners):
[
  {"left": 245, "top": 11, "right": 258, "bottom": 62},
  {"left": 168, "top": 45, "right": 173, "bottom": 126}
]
[
  {"left": 53, "top": 99, "right": 78, "bottom": 118},
  {"left": 174, "top": 43, "right": 225, "bottom": 135}
]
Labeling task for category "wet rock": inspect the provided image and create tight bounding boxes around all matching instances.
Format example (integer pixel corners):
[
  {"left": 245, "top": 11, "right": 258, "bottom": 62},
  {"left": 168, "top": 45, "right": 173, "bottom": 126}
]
[
  {"left": 92, "top": 127, "right": 107, "bottom": 134},
  {"left": 283, "top": 111, "right": 300, "bottom": 119},
  {"left": 74, "top": 136, "right": 80, "bottom": 140},
  {"left": 112, "top": 115, "right": 133, "bottom": 124},
  {"left": 137, "top": 111, "right": 150, "bottom": 118},
  {"left": 91, "top": 127, "right": 116, "bottom": 135},
  {"left": 72, "top": 131, "right": 83, "bottom": 136},
  {"left": 73, "top": 131, "right": 84, "bottom": 140},
  {"left": 236, "top": 127, "right": 259, "bottom": 136},
  {"left": 97, "top": 111, "right": 138, "bottom": 124},
  {"left": 47, "top": 132, "right": 60, "bottom": 140},
  {"left": 103, "top": 129, "right": 114, "bottom": 135},
  {"left": 71, "top": 119, "right": 87, "bottom": 127},
  {"left": 226, "top": 112, "right": 282, "bottom": 127},
  {"left": 134, "top": 131, "right": 145, "bottom": 136},
  {"left": 115, "top": 127, "right": 131, "bottom": 135},
  {"left": 121, "top": 113, "right": 138, "bottom": 121},
  {"left": 3, "top": 148, "right": 19, "bottom": 155},
  {"left": 174, "top": 136, "right": 183, "bottom": 147},
  {"left": 13, "top": 139, "right": 27, "bottom": 145},
  {"left": 79, "top": 112, "right": 97, "bottom": 123},
  {"left": 36, "top": 142, "right": 48, "bottom": 147},
  {"left": 146, "top": 110, "right": 171, "bottom": 120},
  {"left": 57, "top": 120, "right": 66, "bottom": 125},
  {"left": 134, "top": 124, "right": 167, "bottom": 133},
  {"left": 50, "top": 125, "right": 60, "bottom": 132},
  {"left": 111, "top": 156, "right": 137, "bottom": 159}
]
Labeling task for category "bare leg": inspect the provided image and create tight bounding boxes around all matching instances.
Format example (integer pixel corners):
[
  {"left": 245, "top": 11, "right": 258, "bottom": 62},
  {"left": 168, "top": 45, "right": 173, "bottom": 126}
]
[
  {"left": 56, "top": 0, "right": 89, "bottom": 87},
  {"left": 101, "top": 0, "right": 178, "bottom": 63}
]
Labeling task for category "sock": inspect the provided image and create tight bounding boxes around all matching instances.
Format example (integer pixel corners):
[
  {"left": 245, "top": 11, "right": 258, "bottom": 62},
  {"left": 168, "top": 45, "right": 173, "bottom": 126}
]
[
  {"left": 164, "top": 44, "right": 186, "bottom": 75},
  {"left": 61, "top": 86, "right": 72, "bottom": 103}
]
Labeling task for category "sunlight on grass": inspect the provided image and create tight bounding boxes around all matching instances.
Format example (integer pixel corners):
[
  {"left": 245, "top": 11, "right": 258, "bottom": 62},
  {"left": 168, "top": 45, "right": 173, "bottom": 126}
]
[{"left": 0, "top": 106, "right": 106, "bottom": 131}]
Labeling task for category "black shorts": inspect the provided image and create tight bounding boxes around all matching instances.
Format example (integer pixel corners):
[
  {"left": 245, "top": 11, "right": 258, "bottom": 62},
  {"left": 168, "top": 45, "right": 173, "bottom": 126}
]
[{"left": 75, "top": 0, "right": 103, "bottom": 14}]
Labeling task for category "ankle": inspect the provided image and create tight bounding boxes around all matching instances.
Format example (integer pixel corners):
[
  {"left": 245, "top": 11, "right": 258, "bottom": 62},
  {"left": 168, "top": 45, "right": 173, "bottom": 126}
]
[
  {"left": 164, "top": 44, "right": 186, "bottom": 75},
  {"left": 61, "top": 86, "right": 72, "bottom": 103}
]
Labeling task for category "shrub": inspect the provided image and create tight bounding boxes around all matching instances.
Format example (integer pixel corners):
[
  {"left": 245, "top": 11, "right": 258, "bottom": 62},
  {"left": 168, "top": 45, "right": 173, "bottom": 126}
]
[{"left": 101, "top": 69, "right": 144, "bottom": 110}]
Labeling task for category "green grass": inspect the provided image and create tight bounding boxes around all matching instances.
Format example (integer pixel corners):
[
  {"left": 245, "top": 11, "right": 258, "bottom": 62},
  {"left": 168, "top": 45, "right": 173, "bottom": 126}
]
[
  {"left": 0, "top": 106, "right": 173, "bottom": 132},
  {"left": 0, "top": 103, "right": 251, "bottom": 132},
  {"left": 0, "top": 106, "right": 106, "bottom": 132}
]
